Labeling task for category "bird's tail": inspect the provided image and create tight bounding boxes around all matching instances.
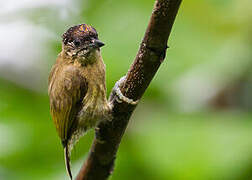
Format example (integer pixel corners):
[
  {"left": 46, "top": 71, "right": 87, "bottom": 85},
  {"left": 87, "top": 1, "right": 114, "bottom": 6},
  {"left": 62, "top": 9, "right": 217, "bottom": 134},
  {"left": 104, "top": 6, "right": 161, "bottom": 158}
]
[{"left": 64, "top": 144, "right": 72, "bottom": 180}]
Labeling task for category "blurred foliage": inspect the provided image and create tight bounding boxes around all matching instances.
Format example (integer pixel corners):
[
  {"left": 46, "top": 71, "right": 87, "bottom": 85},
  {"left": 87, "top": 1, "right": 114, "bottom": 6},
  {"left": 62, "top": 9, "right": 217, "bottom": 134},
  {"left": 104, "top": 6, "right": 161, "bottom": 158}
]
[{"left": 0, "top": 0, "right": 252, "bottom": 179}]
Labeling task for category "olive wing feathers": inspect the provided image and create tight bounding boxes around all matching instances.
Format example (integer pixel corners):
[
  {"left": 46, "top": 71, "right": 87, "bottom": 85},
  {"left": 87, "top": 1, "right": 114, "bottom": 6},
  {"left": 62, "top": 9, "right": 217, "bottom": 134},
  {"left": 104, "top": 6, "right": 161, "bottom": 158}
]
[{"left": 48, "top": 64, "right": 87, "bottom": 143}]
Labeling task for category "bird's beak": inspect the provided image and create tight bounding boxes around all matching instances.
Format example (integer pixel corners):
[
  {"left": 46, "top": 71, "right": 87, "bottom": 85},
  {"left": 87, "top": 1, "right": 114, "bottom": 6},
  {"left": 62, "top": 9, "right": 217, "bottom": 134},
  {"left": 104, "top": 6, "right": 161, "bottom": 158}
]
[{"left": 93, "top": 39, "right": 105, "bottom": 48}]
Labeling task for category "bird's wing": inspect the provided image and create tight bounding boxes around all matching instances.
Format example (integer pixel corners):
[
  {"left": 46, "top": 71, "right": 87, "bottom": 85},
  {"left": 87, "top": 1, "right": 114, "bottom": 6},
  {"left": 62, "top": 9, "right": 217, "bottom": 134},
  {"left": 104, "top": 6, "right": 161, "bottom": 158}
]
[{"left": 48, "top": 63, "right": 87, "bottom": 143}]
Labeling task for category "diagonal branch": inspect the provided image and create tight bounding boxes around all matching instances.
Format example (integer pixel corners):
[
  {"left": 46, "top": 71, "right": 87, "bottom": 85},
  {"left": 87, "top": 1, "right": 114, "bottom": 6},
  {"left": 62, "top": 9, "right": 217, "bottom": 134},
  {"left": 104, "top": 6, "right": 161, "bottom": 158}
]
[{"left": 76, "top": 0, "right": 182, "bottom": 179}]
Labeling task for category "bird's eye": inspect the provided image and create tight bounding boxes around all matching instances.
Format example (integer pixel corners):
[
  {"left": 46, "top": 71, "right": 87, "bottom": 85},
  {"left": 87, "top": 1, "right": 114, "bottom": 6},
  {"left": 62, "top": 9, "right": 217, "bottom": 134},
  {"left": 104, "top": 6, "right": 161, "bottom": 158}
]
[{"left": 73, "top": 39, "right": 81, "bottom": 47}]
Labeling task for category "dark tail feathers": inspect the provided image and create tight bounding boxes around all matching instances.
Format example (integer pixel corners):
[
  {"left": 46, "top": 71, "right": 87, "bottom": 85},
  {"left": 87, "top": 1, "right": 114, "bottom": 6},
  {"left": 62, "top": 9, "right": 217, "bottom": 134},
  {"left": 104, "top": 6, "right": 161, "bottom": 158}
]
[{"left": 64, "top": 145, "right": 72, "bottom": 180}]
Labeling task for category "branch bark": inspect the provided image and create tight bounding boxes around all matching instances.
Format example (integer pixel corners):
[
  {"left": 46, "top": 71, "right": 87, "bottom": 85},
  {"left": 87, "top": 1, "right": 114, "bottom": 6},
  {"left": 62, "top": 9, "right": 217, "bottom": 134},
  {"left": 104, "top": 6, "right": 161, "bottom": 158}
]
[{"left": 76, "top": 0, "right": 182, "bottom": 179}]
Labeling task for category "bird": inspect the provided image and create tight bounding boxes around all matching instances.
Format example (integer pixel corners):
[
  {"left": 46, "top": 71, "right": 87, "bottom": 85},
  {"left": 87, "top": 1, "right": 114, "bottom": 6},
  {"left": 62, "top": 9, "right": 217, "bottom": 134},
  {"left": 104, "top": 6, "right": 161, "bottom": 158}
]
[{"left": 48, "top": 24, "right": 111, "bottom": 179}]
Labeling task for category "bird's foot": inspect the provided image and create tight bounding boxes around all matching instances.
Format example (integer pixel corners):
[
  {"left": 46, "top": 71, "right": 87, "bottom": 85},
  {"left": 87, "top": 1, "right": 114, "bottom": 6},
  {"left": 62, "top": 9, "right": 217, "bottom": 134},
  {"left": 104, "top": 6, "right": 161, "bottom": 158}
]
[{"left": 109, "top": 76, "right": 139, "bottom": 105}]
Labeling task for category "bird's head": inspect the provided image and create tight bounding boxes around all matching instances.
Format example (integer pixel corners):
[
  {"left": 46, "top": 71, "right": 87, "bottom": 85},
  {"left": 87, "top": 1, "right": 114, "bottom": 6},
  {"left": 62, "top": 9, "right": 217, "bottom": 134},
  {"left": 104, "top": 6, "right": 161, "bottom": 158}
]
[{"left": 62, "top": 24, "right": 105, "bottom": 63}]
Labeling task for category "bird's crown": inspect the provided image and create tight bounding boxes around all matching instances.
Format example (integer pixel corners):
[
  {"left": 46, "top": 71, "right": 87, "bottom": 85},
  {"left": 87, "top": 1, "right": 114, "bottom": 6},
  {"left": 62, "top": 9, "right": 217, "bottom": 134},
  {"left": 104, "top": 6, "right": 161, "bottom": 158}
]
[{"left": 62, "top": 24, "right": 98, "bottom": 45}]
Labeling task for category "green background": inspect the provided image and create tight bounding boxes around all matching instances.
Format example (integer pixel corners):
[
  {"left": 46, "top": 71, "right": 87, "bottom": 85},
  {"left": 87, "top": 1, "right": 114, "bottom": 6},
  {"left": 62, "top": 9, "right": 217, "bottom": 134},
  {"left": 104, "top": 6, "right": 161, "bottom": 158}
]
[{"left": 0, "top": 0, "right": 252, "bottom": 179}]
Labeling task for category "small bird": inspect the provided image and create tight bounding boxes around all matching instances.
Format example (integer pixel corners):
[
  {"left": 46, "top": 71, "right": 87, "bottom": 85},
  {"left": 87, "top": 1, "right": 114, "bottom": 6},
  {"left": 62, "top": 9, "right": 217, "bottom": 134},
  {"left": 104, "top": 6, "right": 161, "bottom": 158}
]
[{"left": 48, "top": 24, "right": 111, "bottom": 179}]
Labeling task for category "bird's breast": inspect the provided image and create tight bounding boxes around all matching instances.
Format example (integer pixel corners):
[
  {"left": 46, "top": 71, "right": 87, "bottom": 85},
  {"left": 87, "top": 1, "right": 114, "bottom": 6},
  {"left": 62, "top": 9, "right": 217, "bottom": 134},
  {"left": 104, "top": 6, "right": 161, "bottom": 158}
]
[{"left": 77, "top": 57, "right": 109, "bottom": 129}]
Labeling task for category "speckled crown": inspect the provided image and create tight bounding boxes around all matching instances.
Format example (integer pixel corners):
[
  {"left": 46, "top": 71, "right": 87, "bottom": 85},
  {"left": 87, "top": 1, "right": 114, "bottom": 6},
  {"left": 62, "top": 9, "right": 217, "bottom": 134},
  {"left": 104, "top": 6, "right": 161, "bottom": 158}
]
[{"left": 62, "top": 24, "right": 98, "bottom": 45}]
